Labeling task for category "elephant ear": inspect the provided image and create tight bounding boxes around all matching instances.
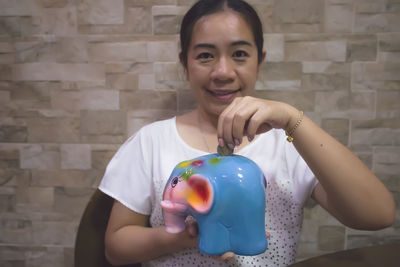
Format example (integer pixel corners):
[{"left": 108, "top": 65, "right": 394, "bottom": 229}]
[{"left": 187, "top": 174, "right": 214, "bottom": 214}]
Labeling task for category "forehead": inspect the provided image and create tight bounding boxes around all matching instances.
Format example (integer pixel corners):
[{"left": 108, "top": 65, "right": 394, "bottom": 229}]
[{"left": 190, "top": 10, "right": 255, "bottom": 47}]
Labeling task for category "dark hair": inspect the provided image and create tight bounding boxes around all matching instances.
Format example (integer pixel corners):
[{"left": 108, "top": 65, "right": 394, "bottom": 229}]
[{"left": 179, "top": 0, "right": 264, "bottom": 69}]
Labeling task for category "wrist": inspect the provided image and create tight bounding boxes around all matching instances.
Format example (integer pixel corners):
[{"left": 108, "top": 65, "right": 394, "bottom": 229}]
[
  {"left": 284, "top": 109, "right": 304, "bottom": 143},
  {"left": 157, "top": 226, "right": 193, "bottom": 253},
  {"left": 283, "top": 107, "right": 301, "bottom": 132}
]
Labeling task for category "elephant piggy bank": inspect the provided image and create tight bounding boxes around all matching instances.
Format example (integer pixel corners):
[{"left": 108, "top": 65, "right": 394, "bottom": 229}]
[{"left": 161, "top": 153, "right": 268, "bottom": 256}]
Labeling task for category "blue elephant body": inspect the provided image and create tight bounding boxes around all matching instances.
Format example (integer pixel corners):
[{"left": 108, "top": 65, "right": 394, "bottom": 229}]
[{"left": 162, "top": 153, "right": 268, "bottom": 256}]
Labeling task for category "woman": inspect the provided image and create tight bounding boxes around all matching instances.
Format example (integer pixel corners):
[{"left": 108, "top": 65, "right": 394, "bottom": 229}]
[{"left": 100, "top": 0, "right": 395, "bottom": 266}]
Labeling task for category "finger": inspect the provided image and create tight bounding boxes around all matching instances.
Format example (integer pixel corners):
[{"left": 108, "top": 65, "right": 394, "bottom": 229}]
[
  {"left": 218, "top": 98, "right": 241, "bottom": 147},
  {"left": 231, "top": 101, "right": 258, "bottom": 146},
  {"left": 220, "top": 251, "right": 235, "bottom": 262},
  {"left": 213, "top": 251, "right": 235, "bottom": 262},
  {"left": 246, "top": 111, "right": 272, "bottom": 141},
  {"left": 266, "top": 231, "right": 271, "bottom": 239},
  {"left": 222, "top": 115, "right": 234, "bottom": 148}
]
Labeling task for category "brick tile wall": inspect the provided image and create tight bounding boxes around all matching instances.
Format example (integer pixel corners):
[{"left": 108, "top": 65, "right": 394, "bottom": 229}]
[{"left": 0, "top": 0, "right": 399, "bottom": 265}]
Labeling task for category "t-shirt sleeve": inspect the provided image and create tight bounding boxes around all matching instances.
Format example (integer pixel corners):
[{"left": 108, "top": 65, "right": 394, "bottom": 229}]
[
  {"left": 285, "top": 141, "right": 319, "bottom": 207},
  {"left": 98, "top": 129, "right": 153, "bottom": 215}
]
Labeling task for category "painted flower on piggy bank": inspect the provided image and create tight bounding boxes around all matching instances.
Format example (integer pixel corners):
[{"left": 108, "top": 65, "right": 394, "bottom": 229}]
[{"left": 161, "top": 153, "right": 268, "bottom": 256}]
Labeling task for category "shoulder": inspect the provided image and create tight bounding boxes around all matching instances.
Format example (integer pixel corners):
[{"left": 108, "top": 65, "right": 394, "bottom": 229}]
[
  {"left": 114, "top": 117, "right": 176, "bottom": 155},
  {"left": 140, "top": 117, "right": 176, "bottom": 134},
  {"left": 132, "top": 117, "right": 176, "bottom": 142}
]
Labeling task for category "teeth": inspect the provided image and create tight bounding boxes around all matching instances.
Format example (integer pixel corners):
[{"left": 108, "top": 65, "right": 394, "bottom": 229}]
[
  {"left": 210, "top": 89, "right": 239, "bottom": 95},
  {"left": 214, "top": 91, "right": 231, "bottom": 95}
]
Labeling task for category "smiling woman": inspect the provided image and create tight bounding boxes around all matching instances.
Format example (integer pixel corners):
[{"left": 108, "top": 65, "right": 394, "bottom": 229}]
[
  {"left": 98, "top": 0, "right": 395, "bottom": 266},
  {"left": 185, "top": 9, "right": 264, "bottom": 118}
]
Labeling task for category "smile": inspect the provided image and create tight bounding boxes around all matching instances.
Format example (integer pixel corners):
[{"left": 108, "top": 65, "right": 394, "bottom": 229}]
[{"left": 205, "top": 88, "right": 241, "bottom": 100}]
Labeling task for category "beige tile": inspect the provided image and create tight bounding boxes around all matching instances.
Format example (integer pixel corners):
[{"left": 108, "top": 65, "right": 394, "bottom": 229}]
[
  {"left": 355, "top": 12, "right": 400, "bottom": 33},
  {"left": 0, "top": 125, "right": 28, "bottom": 142},
  {"left": 37, "top": 0, "right": 68, "bottom": 8},
  {"left": 32, "top": 221, "right": 77, "bottom": 246},
  {"left": 324, "top": 1, "right": 353, "bottom": 33},
  {"left": 147, "top": 41, "right": 179, "bottom": 62},
  {"left": 27, "top": 117, "right": 80, "bottom": 143},
  {"left": 20, "top": 144, "right": 60, "bottom": 170},
  {"left": 88, "top": 42, "right": 148, "bottom": 62},
  {"left": 55, "top": 37, "right": 89, "bottom": 63},
  {"left": 274, "top": 0, "right": 323, "bottom": 24},
  {"left": 31, "top": 170, "right": 96, "bottom": 187},
  {"left": 53, "top": 187, "right": 93, "bottom": 216},
  {"left": 80, "top": 110, "right": 126, "bottom": 135},
  {"left": 374, "top": 147, "right": 400, "bottom": 175},
  {"left": 106, "top": 73, "right": 139, "bottom": 90},
  {"left": 0, "top": 0, "right": 33, "bottom": 16},
  {"left": 33, "top": 7, "right": 78, "bottom": 35},
  {"left": 0, "top": 42, "right": 14, "bottom": 53},
  {"left": 60, "top": 144, "right": 91, "bottom": 170},
  {"left": 12, "top": 63, "right": 105, "bottom": 82},
  {"left": 120, "top": 90, "right": 177, "bottom": 110},
  {"left": 377, "top": 90, "right": 400, "bottom": 118},
  {"left": 51, "top": 89, "right": 119, "bottom": 110},
  {"left": 77, "top": 0, "right": 124, "bottom": 25},
  {"left": 322, "top": 118, "right": 349, "bottom": 145},
  {"left": 286, "top": 40, "right": 347, "bottom": 62}
]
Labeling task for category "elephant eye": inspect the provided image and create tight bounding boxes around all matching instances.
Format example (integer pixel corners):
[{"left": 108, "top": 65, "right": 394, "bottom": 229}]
[{"left": 171, "top": 176, "right": 179, "bottom": 188}]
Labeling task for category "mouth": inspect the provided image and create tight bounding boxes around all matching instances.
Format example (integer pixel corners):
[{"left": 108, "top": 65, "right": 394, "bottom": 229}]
[{"left": 205, "top": 88, "right": 241, "bottom": 101}]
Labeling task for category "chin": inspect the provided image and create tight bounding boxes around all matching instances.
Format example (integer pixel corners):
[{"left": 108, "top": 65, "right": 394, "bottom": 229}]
[{"left": 204, "top": 103, "right": 229, "bottom": 117}]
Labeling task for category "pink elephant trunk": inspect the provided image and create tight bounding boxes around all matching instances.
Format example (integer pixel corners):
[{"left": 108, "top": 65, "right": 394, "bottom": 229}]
[{"left": 160, "top": 200, "right": 188, "bottom": 233}]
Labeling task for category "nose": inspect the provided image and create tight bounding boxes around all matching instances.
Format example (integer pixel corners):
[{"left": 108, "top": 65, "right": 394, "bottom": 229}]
[{"left": 210, "top": 56, "right": 236, "bottom": 82}]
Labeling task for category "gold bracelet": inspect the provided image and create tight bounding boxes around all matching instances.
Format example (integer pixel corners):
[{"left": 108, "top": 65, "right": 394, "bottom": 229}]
[{"left": 285, "top": 110, "right": 304, "bottom": 142}]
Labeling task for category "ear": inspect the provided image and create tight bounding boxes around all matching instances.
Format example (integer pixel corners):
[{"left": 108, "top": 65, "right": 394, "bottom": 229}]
[
  {"left": 187, "top": 175, "right": 214, "bottom": 214},
  {"left": 257, "top": 50, "right": 267, "bottom": 73}
]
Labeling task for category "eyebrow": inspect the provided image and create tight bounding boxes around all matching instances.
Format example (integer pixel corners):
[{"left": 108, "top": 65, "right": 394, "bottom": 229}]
[{"left": 193, "top": 40, "right": 253, "bottom": 50}]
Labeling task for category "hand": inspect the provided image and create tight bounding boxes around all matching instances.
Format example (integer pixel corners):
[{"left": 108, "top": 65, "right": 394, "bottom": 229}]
[
  {"left": 214, "top": 252, "right": 235, "bottom": 262},
  {"left": 217, "top": 96, "right": 298, "bottom": 147},
  {"left": 168, "top": 216, "right": 198, "bottom": 250}
]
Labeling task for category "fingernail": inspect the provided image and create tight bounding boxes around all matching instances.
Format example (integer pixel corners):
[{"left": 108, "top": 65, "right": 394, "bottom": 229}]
[
  {"left": 248, "top": 135, "right": 254, "bottom": 142},
  {"left": 228, "top": 143, "right": 235, "bottom": 149},
  {"left": 218, "top": 138, "right": 225, "bottom": 147}
]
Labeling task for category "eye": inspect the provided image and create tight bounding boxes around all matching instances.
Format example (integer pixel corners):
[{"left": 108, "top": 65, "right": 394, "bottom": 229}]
[
  {"left": 171, "top": 176, "right": 179, "bottom": 188},
  {"left": 232, "top": 50, "right": 249, "bottom": 59},
  {"left": 196, "top": 52, "right": 214, "bottom": 62}
]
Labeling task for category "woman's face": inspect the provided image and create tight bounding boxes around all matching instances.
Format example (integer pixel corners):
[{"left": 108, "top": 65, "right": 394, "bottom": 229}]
[{"left": 185, "top": 10, "right": 264, "bottom": 116}]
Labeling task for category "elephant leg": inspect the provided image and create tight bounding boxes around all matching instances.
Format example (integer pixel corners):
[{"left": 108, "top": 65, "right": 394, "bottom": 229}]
[
  {"left": 198, "top": 221, "right": 230, "bottom": 255},
  {"left": 229, "top": 219, "right": 268, "bottom": 256}
]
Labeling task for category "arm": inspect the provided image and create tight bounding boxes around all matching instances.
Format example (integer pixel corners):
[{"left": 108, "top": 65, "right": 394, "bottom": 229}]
[
  {"left": 217, "top": 96, "right": 395, "bottom": 230},
  {"left": 104, "top": 200, "right": 197, "bottom": 266},
  {"left": 292, "top": 115, "right": 395, "bottom": 230}
]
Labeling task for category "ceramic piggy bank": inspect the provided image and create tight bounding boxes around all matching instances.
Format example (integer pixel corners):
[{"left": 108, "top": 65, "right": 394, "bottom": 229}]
[{"left": 161, "top": 153, "right": 268, "bottom": 256}]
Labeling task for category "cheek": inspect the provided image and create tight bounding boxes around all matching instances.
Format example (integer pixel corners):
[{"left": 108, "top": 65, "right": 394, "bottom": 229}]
[
  {"left": 239, "top": 67, "right": 259, "bottom": 88},
  {"left": 187, "top": 63, "right": 209, "bottom": 83}
]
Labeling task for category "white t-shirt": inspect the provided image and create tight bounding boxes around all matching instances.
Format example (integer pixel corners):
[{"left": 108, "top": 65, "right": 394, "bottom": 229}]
[{"left": 99, "top": 117, "right": 318, "bottom": 267}]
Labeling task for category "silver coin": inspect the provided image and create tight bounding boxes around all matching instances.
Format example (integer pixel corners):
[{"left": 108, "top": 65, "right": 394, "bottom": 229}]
[{"left": 217, "top": 144, "right": 233, "bottom": 156}]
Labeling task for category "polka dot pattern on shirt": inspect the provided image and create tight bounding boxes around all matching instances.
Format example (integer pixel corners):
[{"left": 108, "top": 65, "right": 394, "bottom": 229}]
[{"left": 147, "top": 176, "right": 304, "bottom": 267}]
